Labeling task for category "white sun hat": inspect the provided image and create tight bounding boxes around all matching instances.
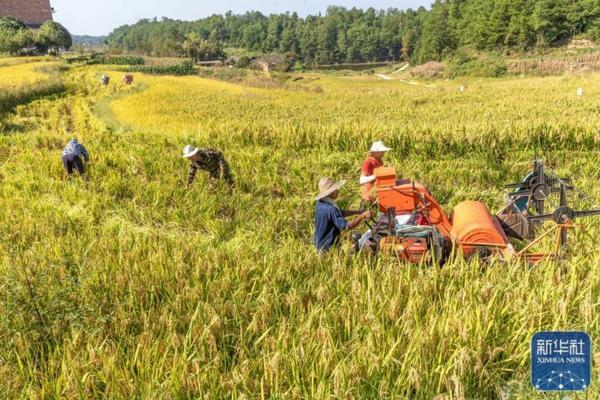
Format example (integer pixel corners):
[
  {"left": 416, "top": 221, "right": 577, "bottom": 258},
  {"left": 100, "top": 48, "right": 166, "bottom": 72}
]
[
  {"left": 316, "top": 177, "right": 347, "bottom": 201},
  {"left": 182, "top": 145, "right": 200, "bottom": 158},
  {"left": 370, "top": 141, "right": 392, "bottom": 152}
]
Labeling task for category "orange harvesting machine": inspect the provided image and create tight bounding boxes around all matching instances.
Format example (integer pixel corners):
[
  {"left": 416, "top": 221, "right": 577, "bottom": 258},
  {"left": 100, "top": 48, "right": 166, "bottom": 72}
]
[{"left": 358, "top": 161, "right": 599, "bottom": 265}]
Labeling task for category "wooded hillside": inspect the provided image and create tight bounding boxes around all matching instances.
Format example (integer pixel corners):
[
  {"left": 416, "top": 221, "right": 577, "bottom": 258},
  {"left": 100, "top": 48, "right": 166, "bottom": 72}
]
[{"left": 106, "top": 1, "right": 600, "bottom": 64}]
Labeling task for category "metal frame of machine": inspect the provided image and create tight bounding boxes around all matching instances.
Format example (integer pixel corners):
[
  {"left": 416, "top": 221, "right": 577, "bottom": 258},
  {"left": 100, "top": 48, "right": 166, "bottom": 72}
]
[{"left": 359, "top": 159, "right": 599, "bottom": 265}]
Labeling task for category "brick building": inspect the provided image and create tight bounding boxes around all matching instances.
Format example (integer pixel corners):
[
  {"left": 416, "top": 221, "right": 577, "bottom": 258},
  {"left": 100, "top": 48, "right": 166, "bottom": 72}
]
[{"left": 0, "top": 0, "right": 54, "bottom": 28}]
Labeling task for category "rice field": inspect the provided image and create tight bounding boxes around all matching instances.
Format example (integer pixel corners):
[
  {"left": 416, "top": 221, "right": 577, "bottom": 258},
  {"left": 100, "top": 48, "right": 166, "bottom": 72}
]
[
  {"left": 0, "top": 60, "right": 63, "bottom": 118},
  {"left": 0, "top": 60, "right": 598, "bottom": 399}
]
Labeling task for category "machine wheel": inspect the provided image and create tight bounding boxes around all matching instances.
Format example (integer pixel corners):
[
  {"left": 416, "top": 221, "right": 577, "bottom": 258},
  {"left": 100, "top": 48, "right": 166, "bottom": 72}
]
[{"left": 466, "top": 247, "right": 494, "bottom": 263}]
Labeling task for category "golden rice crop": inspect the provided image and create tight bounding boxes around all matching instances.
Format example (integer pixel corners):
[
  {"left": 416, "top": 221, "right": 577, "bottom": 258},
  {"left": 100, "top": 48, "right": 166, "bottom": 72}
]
[
  {"left": 0, "top": 61, "right": 62, "bottom": 93},
  {"left": 0, "top": 61, "right": 64, "bottom": 118},
  {"left": 0, "top": 61, "right": 598, "bottom": 399}
]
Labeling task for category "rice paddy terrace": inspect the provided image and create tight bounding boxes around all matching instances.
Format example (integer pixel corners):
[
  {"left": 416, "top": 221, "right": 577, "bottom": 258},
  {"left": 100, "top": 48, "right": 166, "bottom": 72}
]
[{"left": 0, "top": 58, "right": 598, "bottom": 399}]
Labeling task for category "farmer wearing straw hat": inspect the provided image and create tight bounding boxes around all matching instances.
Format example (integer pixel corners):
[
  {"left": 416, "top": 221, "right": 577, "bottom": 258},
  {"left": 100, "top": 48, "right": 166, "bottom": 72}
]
[
  {"left": 182, "top": 145, "right": 234, "bottom": 189},
  {"left": 314, "top": 177, "right": 372, "bottom": 252},
  {"left": 360, "top": 141, "right": 392, "bottom": 205}
]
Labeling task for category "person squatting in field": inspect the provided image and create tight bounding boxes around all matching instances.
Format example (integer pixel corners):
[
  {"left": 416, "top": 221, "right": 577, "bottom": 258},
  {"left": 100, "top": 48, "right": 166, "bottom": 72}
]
[
  {"left": 360, "top": 140, "right": 392, "bottom": 207},
  {"left": 182, "top": 145, "right": 234, "bottom": 189},
  {"left": 61, "top": 139, "right": 90, "bottom": 178},
  {"left": 314, "top": 177, "right": 372, "bottom": 252}
]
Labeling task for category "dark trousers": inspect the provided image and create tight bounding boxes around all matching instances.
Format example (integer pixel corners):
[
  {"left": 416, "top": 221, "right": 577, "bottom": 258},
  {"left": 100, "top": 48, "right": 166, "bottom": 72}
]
[
  {"left": 208, "top": 162, "right": 235, "bottom": 187},
  {"left": 61, "top": 154, "right": 85, "bottom": 175}
]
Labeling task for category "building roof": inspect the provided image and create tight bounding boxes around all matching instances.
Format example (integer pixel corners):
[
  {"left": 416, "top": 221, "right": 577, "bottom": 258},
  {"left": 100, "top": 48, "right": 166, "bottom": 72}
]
[{"left": 0, "top": 0, "right": 53, "bottom": 28}]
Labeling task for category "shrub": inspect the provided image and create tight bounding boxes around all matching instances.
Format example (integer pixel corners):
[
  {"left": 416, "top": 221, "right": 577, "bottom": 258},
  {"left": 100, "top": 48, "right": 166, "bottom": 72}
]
[
  {"left": 89, "top": 55, "right": 145, "bottom": 65},
  {"left": 66, "top": 55, "right": 91, "bottom": 64},
  {"left": 125, "top": 60, "right": 195, "bottom": 75},
  {"left": 448, "top": 57, "right": 507, "bottom": 78},
  {"left": 292, "top": 61, "right": 306, "bottom": 72},
  {"left": 444, "top": 47, "right": 508, "bottom": 78},
  {"left": 236, "top": 55, "right": 251, "bottom": 69}
]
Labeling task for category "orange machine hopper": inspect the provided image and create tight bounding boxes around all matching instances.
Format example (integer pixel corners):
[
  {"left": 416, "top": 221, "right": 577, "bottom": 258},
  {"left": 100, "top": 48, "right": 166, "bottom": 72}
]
[
  {"left": 374, "top": 167, "right": 398, "bottom": 188},
  {"left": 451, "top": 201, "right": 509, "bottom": 257},
  {"left": 375, "top": 167, "right": 427, "bottom": 212},
  {"left": 374, "top": 167, "right": 453, "bottom": 239}
]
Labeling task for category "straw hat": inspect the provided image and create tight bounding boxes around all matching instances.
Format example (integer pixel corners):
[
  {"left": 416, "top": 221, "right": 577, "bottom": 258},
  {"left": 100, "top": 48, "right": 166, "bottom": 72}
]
[
  {"left": 316, "top": 177, "right": 347, "bottom": 200},
  {"left": 370, "top": 141, "right": 392, "bottom": 152},
  {"left": 182, "top": 145, "right": 199, "bottom": 158}
]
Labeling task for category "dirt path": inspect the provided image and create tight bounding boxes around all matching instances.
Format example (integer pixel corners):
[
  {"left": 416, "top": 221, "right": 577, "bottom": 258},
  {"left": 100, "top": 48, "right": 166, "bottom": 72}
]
[{"left": 375, "top": 73, "right": 436, "bottom": 89}]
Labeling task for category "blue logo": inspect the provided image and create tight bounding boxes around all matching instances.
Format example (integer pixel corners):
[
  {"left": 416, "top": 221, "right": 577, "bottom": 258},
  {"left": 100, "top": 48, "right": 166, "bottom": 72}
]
[{"left": 531, "top": 331, "right": 591, "bottom": 391}]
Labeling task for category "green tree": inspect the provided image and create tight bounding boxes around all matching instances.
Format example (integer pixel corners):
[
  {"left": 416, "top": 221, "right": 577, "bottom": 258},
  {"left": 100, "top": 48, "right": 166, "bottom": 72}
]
[
  {"left": 102, "top": 2, "right": 598, "bottom": 65},
  {"left": 532, "top": 0, "right": 569, "bottom": 46},
  {"left": 417, "top": 0, "right": 452, "bottom": 62},
  {"left": 0, "top": 17, "right": 29, "bottom": 55},
  {"left": 566, "top": 0, "right": 600, "bottom": 38},
  {"left": 298, "top": 17, "right": 318, "bottom": 64},
  {"left": 37, "top": 21, "right": 73, "bottom": 55},
  {"left": 504, "top": 0, "right": 535, "bottom": 48},
  {"left": 279, "top": 15, "right": 300, "bottom": 56},
  {"left": 265, "top": 15, "right": 282, "bottom": 51},
  {"left": 380, "top": 11, "right": 402, "bottom": 61},
  {"left": 0, "top": 16, "right": 27, "bottom": 32},
  {"left": 182, "top": 32, "right": 203, "bottom": 61},
  {"left": 198, "top": 38, "right": 224, "bottom": 60},
  {"left": 316, "top": 16, "right": 339, "bottom": 64}
]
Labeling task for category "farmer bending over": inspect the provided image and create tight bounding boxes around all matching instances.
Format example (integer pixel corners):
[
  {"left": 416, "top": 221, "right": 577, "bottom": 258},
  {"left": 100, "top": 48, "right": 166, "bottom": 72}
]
[
  {"left": 61, "top": 138, "right": 89, "bottom": 178},
  {"left": 360, "top": 140, "right": 392, "bottom": 206},
  {"left": 314, "top": 177, "right": 372, "bottom": 252},
  {"left": 183, "top": 145, "right": 234, "bottom": 189}
]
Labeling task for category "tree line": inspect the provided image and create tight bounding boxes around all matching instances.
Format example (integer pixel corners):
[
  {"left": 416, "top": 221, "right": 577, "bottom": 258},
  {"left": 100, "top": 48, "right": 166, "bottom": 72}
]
[
  {"left": 0, "top": 17, "right": 72, "bottom": 55},
  {"left": 104, "top": 0, "right": 598, "bottom": 65}
]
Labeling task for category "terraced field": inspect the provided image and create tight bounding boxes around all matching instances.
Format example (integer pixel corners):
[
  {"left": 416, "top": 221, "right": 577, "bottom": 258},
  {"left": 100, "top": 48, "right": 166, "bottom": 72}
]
[
  {"left": 0, "top": 59, "right": 63, "bottom": 115},
  {"left": 0, "top": 60, "right": 598, "bottom": 399}
]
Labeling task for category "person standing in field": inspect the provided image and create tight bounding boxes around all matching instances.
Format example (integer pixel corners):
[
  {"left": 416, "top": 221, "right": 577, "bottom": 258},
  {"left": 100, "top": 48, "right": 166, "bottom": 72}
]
[
  {"left": 182, "top": 145, "right": 234, "bottom": 189},
  {"left": 61, "top": 139, "right": 90, "bottom": 178},
  {"left": 314, "top": 177, "right": 372, "bottom": 252},
  {"left": 360, "top": 141, "right": 392, "bottom": 206}
]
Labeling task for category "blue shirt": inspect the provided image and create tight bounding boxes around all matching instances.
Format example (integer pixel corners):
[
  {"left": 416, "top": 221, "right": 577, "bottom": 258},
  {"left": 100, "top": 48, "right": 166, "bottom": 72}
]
[
  {"left": 62, "top": 140, "right": 89, "bottom": 160},
  {"left": 314, "top": 200, "right": 349, "bottom": 251}
]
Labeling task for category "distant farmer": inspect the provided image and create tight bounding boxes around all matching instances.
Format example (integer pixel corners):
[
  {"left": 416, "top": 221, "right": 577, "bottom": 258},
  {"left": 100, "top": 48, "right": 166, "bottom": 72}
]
[
  {"left": 360, "top": 140, "right": 392, "bottom": 206},
  {"left": 61, "top": 138, "right": 89, "bottom": 177},
  {"left": 101, "top": 75, "right": 110, "bottom": 86},
  {"left": 314, "top": 177, "right": 372, "bottom": 252},
  {"left": 182, "top": 145, "right": 234, "bottom": 189},
  {"left": 123, "top": 74, "right": 134, "bottom": 85}
]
